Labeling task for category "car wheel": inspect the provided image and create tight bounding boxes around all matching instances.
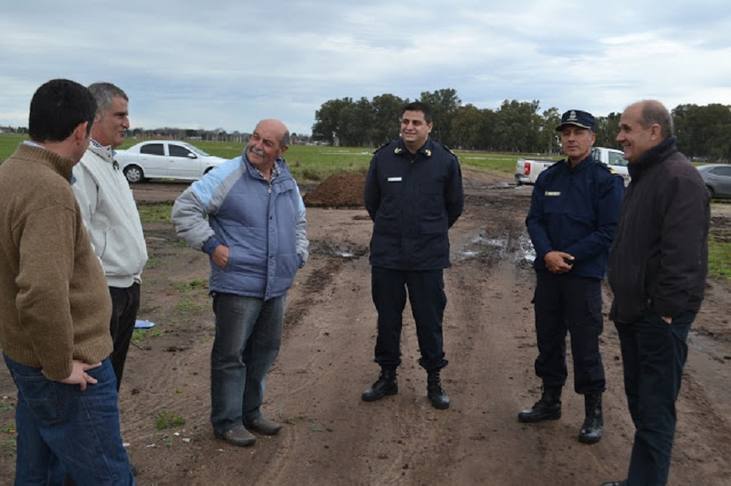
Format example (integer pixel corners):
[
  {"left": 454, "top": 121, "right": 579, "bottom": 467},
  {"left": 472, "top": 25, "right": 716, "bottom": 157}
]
[{"left": 124, "top": 165, "right": 144, "bottom": 183}]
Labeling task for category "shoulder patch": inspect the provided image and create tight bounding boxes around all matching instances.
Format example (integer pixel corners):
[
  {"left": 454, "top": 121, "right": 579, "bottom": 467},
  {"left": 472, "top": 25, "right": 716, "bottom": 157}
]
[
  {"left": 373, "top": 142, "right": 391, "bottom": 155},
  {"left": 442, "top": 144, "right": 458, "bottom": 158}
]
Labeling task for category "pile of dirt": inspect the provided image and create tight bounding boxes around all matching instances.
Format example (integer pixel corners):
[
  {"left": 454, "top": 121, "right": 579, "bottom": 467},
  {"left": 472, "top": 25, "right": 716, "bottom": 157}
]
[{"left": 303, "top": 171, "right": 366, "bottom": 208}]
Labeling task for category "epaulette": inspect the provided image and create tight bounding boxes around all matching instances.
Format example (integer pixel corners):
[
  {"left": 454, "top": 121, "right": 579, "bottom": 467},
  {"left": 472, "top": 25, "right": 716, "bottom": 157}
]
[
  {"left": 442, "top": 144, "right": 458, "bottom": 160},
  {"left": 373, "top": 141, "right": 391, "bottom": 155}
]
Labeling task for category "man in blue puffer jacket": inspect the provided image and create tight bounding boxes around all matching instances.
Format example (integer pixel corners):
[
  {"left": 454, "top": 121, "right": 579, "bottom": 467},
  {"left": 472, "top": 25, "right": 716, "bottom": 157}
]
[{"left": 172, "top": 119, "right": 308, "bottom": 447}]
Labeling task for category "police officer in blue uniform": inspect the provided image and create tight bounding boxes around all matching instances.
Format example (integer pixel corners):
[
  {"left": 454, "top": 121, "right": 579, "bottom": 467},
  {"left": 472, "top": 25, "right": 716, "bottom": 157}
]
[
  {"left": 362, "top": 101, "right": 463, "bottom": 410},
  {"left": 519, "top": 110, "right": 624, "bottom": 443}
]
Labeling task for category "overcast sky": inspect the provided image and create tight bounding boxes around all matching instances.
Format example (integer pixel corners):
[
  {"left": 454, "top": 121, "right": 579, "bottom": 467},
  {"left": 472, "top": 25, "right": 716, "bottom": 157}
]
[{"left": 2, "top": 0, "right": 730, "bottom": 135}]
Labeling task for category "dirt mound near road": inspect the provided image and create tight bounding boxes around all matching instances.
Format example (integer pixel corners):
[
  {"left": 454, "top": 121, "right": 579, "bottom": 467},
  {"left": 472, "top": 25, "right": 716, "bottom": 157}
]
[{"left": 303, "top": 171, "right": 366, "bottom": 208}]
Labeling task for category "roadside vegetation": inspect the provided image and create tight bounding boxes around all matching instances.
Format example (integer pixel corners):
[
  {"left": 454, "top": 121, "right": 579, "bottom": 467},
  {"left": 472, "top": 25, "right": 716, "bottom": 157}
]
[{"left": 2, "top": 133, "right": 728, "bottom": 278}]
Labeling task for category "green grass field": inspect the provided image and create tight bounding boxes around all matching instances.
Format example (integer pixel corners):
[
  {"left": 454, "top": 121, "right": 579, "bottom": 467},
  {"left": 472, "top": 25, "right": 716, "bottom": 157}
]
[{"left": 0, "top": 133, "right": 521, "bottom": 177}]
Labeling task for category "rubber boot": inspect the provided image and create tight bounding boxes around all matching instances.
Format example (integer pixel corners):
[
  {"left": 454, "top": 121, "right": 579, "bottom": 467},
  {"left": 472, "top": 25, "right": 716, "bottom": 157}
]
[
  {"left": 427, "top": 370, "right": 450, "bottom": 410},
  {"left": 361, "top": 368, "right": 397, "bottom": 401},
  {"left": 578, "top": 392, "right": 603, "bottom": 444},
  {"left": 517, "top": 386, "right": 562, "bottom": 422}
]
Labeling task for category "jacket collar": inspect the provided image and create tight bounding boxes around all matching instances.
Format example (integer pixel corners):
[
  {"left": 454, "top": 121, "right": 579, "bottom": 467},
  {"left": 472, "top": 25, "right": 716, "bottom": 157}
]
[
  {"left": 19, "top": 142, "right": 76, "bottom": 181},
  {"left": 628, "top": 136, "right": 677, "bottom": 180},
  {"left": 395, "top": 137, "right": 434, "bottom": 158},
  {"left": 88, "top": 139, "right": 117, "bottom": 165}
]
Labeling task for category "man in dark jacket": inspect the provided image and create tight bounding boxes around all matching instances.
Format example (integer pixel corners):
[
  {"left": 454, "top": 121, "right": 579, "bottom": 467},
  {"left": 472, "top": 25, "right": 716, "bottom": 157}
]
[
  {"left": 520, "top": 110, "right": 624, "bottom": 444},
  {"left": 601, "top": 100, "right": 709, "bottom": 486},
  {"left": 362, "top": 101, "right": 463, "bottom": 409}
]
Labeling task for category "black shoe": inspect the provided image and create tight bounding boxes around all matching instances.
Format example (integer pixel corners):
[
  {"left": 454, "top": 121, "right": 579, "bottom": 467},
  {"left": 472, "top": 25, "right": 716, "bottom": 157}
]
[
  {"left": 427, "top": 370, "right": 450, "bottom": 410},
  {"left": 214, "top": 424, "right": 256, "bottom": 447},
  {"left": 362, "top": 368, "right": 398, "bottom": 401},
  {"left": 245, "top": 416, "right": 283, "bottom": 436},
  {"left": 579, "top": 392, "right": 603, "bottom": 444},
  {"left": 518, "top": 387, "right": 562, "bottom": 423}
]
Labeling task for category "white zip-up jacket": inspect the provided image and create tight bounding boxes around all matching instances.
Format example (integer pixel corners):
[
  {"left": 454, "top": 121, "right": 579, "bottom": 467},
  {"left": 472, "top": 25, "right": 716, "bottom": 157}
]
[{"left": 72, "top": 140, "right": 148, "bottom": 288}]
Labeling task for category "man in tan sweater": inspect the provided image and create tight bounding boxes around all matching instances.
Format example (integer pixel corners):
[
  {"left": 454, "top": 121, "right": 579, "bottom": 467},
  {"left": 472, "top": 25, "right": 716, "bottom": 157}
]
[{"left": 0, "top": 79, "right": 134, "bottom": 485}]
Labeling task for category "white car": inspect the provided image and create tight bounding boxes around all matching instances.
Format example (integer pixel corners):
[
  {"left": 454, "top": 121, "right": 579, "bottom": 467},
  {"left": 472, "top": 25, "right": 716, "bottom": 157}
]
[{"left": 116, "top": 141, "right": 226, "bottom": 183}]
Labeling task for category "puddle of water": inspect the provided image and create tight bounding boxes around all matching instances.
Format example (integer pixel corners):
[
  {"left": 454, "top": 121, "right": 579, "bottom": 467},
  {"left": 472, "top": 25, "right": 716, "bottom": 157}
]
[{"left": 458, "top": 230, "right": 536, "bottom": 264}]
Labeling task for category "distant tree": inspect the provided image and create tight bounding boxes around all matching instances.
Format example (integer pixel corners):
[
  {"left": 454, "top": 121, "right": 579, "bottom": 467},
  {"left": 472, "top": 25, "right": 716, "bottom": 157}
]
[
  {"left": 674, "top": 103, "right": 731, "bottom": 160},
  {"left": 594, "top": 112, "right": 621, "bottom": 149},
  {"left": 450, "top": 104, "right": 484, "bottom": 149},
  {"left": 419, "top": 88, "right": 461, "bottom": 145},
  {"left": 312, "top": 98, "right": 355, "bottom": 145},
  {"left": 371, "top": 93, "right": 406, "bottom": 146}
]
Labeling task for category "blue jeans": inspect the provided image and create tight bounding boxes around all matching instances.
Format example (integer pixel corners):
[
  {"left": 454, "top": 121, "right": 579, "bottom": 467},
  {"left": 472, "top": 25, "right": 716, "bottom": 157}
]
[
  {"left": 3, "top": 355, "right": 134, "bottom": 486},
  {"left": 210, "top": 293, "right": 284, "bottom": 433},
  {"left": 615, "top": 310, "right": 695, "bottom": 486}
]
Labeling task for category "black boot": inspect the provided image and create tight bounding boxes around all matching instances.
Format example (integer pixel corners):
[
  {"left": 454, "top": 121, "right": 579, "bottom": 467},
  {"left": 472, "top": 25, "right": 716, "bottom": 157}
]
[
  {"left": 578, "top": 392, "right": 603, "bottom": 444},
  {"left": 361, "top": 368, "right": 397, "bottom": 401},
  {"left": 427, "top": 370, "right": 450, "bottom": 410},
  {"left": 517, "top": 386, "right": 562, "bottom": 422}
]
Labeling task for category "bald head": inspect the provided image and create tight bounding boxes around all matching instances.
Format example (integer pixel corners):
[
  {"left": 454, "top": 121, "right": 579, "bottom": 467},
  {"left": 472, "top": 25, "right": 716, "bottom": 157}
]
[
  {"left": 256, "top": 119, "right": 290, "bottom": 148},
  {"left": 632, "top": 100, "right": 674, "bottom": 139},
  {"left": 246, "top": 119, "right": 290, "bottom": 176},
  {"left": 617, "top": 100, "right": 673, "bottom": 163}
]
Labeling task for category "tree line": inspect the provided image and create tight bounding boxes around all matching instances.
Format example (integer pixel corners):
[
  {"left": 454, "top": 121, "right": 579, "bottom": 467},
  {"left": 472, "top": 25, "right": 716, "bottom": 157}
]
[{"left": 311, "top": 89, "right": 731, "bottom": 161}]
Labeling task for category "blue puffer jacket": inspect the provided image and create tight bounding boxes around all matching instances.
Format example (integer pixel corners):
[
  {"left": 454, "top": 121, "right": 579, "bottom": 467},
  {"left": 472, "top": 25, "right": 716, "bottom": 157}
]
[{"left": 172, "top": 155, "right": 308, "bottom": 300}]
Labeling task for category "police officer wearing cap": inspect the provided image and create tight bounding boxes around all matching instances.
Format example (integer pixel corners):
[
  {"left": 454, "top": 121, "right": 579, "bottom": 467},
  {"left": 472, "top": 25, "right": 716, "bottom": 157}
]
[
  {"left": 362, "top": 101, "right": 463, "bottom": 410},
  {"left": 519, "top": 109, "right": 624, "bottom": 444}
]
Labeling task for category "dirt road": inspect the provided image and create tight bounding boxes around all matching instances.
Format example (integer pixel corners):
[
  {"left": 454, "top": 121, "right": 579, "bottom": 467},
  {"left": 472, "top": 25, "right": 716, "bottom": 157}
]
[{"left": 1, "top": 171, "right": 730, "bottom": 485}]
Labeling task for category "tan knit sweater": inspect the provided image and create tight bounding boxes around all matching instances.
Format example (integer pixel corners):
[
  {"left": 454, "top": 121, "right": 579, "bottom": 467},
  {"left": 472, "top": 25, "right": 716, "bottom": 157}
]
[{"left": 0, "top": 144, "right": 112, "bottom": 380}]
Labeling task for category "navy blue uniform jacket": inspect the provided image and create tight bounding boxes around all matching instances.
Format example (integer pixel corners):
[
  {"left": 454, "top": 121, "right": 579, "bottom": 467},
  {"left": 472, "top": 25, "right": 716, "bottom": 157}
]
[
  {"left": 364, "top": 138, "right": 463, "bottom": 270},
  {"left": 526, "top": 156, "right": 624, "bottom": 279}
]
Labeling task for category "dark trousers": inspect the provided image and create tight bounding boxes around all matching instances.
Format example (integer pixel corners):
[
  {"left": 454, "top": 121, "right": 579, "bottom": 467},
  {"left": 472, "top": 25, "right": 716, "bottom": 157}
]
[
  {"left": 109, "top": 283, "right": 141, "bottom": 390},
  {"left": 371, "top": 267, "right": 447, "bottom": 372},
  {"left": 533, "top": 271, "right": 605, "bottom": 393},
  {"left": 615, "top": 310, "right": 694, "bottom": 486}
]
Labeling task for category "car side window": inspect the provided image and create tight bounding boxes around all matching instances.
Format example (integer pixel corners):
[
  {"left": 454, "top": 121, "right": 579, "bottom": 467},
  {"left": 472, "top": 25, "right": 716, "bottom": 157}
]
[
  {"left": 169, "top": 144, "right": 194, "bottom": 158},
  {"left": 710, "top": 167, "right": 731, "bottom": 176},
  {"left": 140, "top": 143, "right": 164, "bottom": 156},
  {"left": 608, "top": 152, "right": 628, "bottom": 167}
]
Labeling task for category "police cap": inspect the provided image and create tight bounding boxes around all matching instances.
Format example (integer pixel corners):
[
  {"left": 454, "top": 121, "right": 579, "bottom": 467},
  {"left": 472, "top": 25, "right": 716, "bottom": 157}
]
[{"left": 556, "top": 109, "right": 595, "bottom": 131}]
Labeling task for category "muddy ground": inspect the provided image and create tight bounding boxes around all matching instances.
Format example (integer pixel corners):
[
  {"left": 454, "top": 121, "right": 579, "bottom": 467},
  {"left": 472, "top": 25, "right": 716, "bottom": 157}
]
[{"left": 1, "top": 169, "right": 730, "bottom": 485}]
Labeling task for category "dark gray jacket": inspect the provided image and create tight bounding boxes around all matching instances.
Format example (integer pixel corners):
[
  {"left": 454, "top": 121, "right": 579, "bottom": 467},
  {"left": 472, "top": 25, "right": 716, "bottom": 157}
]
[{"left": 608, "top": 137, "right": 709, "bottom": 323}]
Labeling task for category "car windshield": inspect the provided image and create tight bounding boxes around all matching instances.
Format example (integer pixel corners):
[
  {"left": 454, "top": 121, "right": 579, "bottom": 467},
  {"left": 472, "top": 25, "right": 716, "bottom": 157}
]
[{"left": 184, "top": 143, "right": 210, "bottom": 156}]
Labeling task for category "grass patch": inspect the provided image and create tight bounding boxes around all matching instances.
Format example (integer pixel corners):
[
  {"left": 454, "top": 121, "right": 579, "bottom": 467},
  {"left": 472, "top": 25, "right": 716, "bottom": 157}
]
[
  {"left": 132, "top": 327, "right": 162, "bottom": 344},
  {"left": 154, "top": 410, "right": 185, "bottom": 430},
  {"left": 0, "top": 134, "right": 26, "bottom": 162},
  {"left": 172, "top": 278, "right": 208, "bottom": 293},
  {"left": 138, "top": 203, "right": 173, "bottom": 224},
  {"left": 2, "top": 133, "right": 535, "bottom": 179},
  {"left": 175, "top": 296, "right": 205, "bottom": 314},
  {"left": 708, "top": 237, "right": 731, "bottom": 280}
]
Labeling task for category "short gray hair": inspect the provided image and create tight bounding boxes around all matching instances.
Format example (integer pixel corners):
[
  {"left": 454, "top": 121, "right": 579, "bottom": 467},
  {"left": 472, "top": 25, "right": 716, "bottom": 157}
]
[
  {"left": 638, "top": 100, "right": 674, "bottom": 139},
  {"left": 280, "top": 130, "right": 291, "bottom": 148},
  {"left": 88, "top": 82, "right": 128, "bottom": 114}
]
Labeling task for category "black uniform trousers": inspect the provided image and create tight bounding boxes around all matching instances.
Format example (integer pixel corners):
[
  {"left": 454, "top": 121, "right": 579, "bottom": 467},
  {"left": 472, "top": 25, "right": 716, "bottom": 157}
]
[
  {"left": 371, "top": 267, "right": 447, "bottom": 372},
  {"left": 615, "top": 310, "right": 694, "bottom": 486},
  {"left": 533, "top": 271, "right": 605, "bottom": 394},
  {"left": 109, "top": 283, "right": 141, "bottom": 390}
]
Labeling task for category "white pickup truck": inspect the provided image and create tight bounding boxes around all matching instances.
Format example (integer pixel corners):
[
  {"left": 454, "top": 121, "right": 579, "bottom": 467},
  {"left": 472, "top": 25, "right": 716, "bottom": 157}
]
[{"left": 515, "top": 147, "right": 630, "bottom": 185}]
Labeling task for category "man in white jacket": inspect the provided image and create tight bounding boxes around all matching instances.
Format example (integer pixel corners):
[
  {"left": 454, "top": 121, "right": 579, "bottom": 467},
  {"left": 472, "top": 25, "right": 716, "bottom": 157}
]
[{"left": 72, "top": 82, "right": 148, "bottom": 390}]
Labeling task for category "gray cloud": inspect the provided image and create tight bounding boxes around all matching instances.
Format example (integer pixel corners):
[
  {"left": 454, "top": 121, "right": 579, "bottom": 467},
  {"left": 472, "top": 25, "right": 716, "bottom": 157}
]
[{"left": 0, "top": 1, "right": 729, "bottom": 134}]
